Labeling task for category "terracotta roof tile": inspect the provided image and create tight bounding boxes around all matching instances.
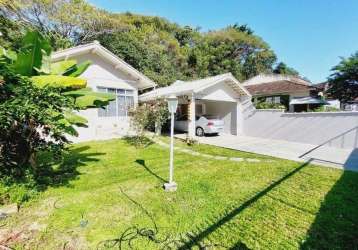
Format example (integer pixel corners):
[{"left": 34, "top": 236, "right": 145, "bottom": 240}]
[{"left": 245, "top": 80, "right": 315, "bottom": 96}]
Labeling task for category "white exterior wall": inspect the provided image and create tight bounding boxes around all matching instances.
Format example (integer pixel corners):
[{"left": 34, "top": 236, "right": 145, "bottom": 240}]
[
  {"left": 199, "top": 83, "right": 239, "bottom": 102},
  {"left": 205, "top": 101, "right": 237, "bottom": 135},
  {"left": 199, "top": 82, "right": 241, "bottom": 135},
  {"left": 243, "top": 110, "right": 358, "bottom": 149},
  {"left": 188, "top": 94, "right": 196, "bottom": 138},
  {"left": 64, "top": 53, "right": 140, "bottom": 142}
]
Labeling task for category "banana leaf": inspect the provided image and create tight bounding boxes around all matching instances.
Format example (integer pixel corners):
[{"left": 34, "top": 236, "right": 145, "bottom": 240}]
[
  {"left": 50, "top": 60, "right": 77, "bottom": 75},
  {"left": 65, "top": 88, "right": 115, "bottom": 109},
  {"left": 0, "top": 46, "right": 17, "bottom": 61},
  {"left": 31, "top": 75, "right": 87, "bottom": 89},
  {"left": 57, "top": 118, "right": 79, "bottom": 136},
  {"left": 34, "top": 54, "right": 52, "bottom": 74},
  {"left": 63, "top": 110, "right": 88, "bottom": 127},
  {"left": 64, "top": 60, "right": 91, "bottom": 77},
  {"left": 12, "top": 31, "right": 51, "bottom": 76}
]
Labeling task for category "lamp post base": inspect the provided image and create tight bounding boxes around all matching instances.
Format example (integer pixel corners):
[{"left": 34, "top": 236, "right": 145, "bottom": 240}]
[{"left": 163, "top": 182, "right": 177, "bottom": 192}]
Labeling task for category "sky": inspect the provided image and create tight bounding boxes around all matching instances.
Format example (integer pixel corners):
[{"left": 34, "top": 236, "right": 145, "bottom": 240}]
[{"left": 88, "top": 0, "right": 358, "bottom": 83}]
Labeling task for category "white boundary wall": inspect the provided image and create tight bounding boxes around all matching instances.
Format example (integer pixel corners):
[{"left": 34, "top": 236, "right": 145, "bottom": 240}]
[{"left": 243, "top": 110, "right": 358, "bottom": 149}]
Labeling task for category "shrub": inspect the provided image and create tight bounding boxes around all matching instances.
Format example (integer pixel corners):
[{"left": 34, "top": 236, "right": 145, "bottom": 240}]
[
  {"left": 313, "top": 106, "right": 340, "bottom": 112},
  {"left": 0, "top": 30, "right": 114, "bottom": 182},
  {"left": 130, "top": 99, "right": 169, "bottom": 135},
  {"left": 0, "top": 67, "right": 74, "bottom": 177},
  {"left": 255, "top": 102, "right": 286, "bottom": 110},
  {"left": 129, "top": 100, "right": 169, "bottom": 147}
]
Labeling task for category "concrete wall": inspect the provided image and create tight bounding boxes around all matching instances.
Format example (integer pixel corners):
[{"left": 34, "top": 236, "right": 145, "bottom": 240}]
[
  {"left": 65, "top": 53, "right": 138, "bottom": 142},
  {"left": 243, "top": 110, "right": 358, "bottom": 149}
]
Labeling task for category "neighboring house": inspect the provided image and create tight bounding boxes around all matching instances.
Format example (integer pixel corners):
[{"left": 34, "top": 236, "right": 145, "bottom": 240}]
[
  {"left": 315, "top": 81, "right": 330, "bottom": 93},
  {"left": 139, "top": 73, "right": 358, "bottom": 151},
  {"left": 315, "top": 81, "right": 355, "bottom": 111},
  {"left": 139, "top": 73, "right": 253, "bottom": 137},
  {"left": 242, "top": 74, "right": 325, "bottom": 112},
  {"left": 52, "top": 41, "right": 156, "bottom": 142}
]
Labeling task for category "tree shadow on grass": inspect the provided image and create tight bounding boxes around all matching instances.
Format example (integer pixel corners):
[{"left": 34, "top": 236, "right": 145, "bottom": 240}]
[
  {"left": 123, "top": 136, "right": 154, "bottom": 148},
  {"left": 228, "top": 241, "right": 250, "bottom": 249},
  {"left": 35, "top": 146, "right": 105, "bottom": 191},
  {"left": 135, "top": 159, "right": 167, "bottom": 183},
  {"left": 177, "top": 160, "right": 312, "bottom": 249},
  {"left": 300, "top": 169, "right": 358, "bottom": 249}
]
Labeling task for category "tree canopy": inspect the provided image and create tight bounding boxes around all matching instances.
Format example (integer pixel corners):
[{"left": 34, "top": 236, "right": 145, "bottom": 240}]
[
  {"left": 273, "top": 62, "right": 299, "bottom": 76},
  {"left": 88, "top": 19, "right": 276, "bottom": 86},
  {"left": 327, "top": 52, "right": 358, "bottom": 103},
  {"left": 1, "top": 0, "right": 281, "bottom": 86}
]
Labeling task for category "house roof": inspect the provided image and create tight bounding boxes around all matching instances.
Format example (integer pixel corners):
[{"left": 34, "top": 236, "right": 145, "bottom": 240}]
[
  {"left": 139, "top": 73, "right": 251, "bottom": 102},
  {"left": 51, "top": 41, "right": 156, "bottom": 90},
  {"left": 348, "top": 97, "right": 358, "bottom": 103},
  {"left": 314, "top": 81, "right": 330, "bottom": 92},
  {"left": 243, "top": 74, "right": 311, "bottom": 86},
  {"left": 245, "top": 80, "right": 315, "bottom": 96}
]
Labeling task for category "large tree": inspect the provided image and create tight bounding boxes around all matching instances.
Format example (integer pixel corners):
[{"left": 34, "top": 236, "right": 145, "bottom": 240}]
[
  {"left": 2, "top": 1, "right": 278, "bottom": 85},
  {"left": 188, "top": 27, "right": 276, "bottom": 81},
  {"left": 92, "top": 23, "right": 192, "bottom": 87},
  {"left": 273, "top": 62, "right": 299, "bottom": 76},
  {"left": 1, "top": 0, "right": 124, "bottom": 45},
  {"left": 327, "top": 52, "right": 358, "bottom": 103}
]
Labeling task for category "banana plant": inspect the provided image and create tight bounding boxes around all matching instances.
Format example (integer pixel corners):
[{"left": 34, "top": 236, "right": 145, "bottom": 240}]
[{"left": 0, "top": 30, "right": 114, "bottom": 129}]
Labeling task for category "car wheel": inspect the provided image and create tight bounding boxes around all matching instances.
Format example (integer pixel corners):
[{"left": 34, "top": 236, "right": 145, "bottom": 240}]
[{"left": 196, "top": 127, "right": 205, "bottom": 137}]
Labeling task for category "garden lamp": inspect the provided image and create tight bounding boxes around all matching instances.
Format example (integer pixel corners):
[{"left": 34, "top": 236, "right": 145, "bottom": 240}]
[{"left": 164, "top": 94, "right": 178, "bottom": 191}]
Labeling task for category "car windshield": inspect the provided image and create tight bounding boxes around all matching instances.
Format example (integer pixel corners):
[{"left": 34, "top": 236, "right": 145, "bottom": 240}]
[{"left": 202, "top": 114, "right": 219, "bottom": 119}]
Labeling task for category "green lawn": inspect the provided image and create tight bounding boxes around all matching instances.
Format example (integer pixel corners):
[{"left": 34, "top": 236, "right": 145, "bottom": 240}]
[{"left": 3, "top": 137, "right": 358, "bottom": 249}]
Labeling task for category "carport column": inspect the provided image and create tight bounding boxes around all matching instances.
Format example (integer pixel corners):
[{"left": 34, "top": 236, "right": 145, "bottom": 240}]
[
  {"left": 236, "top": 96, "right": 247, "bottom": 135},
  {"left": 188, "top": 93, "right": 196, "bottom": 138},
  {"left": 237, "top": 102, "right": 242, "bottom": 135}
]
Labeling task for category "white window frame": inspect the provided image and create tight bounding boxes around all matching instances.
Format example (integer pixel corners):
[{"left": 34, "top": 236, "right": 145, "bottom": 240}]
[{"left": 97, "top": 86, "right": 135, "bottom": 118}]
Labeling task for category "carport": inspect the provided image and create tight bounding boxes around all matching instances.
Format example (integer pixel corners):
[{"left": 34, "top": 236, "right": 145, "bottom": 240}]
[{"left": 139, "top": 73, "right": 252, "bottom": 137}]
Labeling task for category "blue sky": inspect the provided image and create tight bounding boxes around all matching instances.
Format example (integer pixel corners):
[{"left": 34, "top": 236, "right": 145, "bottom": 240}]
[{"left": 89, "top": 0, "right": 358, "bottom": 83}]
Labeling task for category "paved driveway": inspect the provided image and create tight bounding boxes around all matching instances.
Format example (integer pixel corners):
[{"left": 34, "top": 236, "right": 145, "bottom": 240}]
[{"left": 175, "top": 133, "right": 358, "bottom": 171}]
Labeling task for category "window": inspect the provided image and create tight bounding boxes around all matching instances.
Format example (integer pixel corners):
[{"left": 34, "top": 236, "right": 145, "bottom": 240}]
[
  {"left": 274, "top": 96, "right": 281, "bottom": 104},
  {"left": 97, "top": 87, "right": 135, "bottom": 117},
  {"left": 265, "top": 97, "right": 273, "bottom": 103}
]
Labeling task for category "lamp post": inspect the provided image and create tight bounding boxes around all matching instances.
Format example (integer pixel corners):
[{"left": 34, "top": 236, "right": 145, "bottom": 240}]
[{"left": 164, "top": 95, "right": 178, "bottom": 192}]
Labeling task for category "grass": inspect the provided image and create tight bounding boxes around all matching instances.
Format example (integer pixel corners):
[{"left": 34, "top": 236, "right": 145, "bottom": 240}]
[
  {"left": 2, "top": 137, "right": 358, "bottom": 249},
  {"left": 158, "top": 135, "right": 275, "bottom": 160}
]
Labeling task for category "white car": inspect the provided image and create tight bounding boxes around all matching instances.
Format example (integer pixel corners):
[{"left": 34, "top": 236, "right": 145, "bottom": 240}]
[{"left": 175, "top": 114, "right": 224, "bottom": 136}]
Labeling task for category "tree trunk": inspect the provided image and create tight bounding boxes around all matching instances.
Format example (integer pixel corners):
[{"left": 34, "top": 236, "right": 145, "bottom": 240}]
[{"left": 155, "top": 121, "right": 162, "bottom": 136}]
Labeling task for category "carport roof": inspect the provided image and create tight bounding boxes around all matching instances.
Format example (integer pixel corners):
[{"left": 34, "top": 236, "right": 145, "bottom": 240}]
[
  {"left": 290, "top": 96, "right": 328, "bottom": 105},
  {"left": 139, "top": 73, "right": 251, "bottom": 102}
]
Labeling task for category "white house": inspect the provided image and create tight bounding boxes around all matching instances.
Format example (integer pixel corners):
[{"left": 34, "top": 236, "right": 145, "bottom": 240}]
[
  {"left": 52, "top": 41, "right": 156, "bottom": 142},
  {"left": 242, "top": 74, "right": 323, "bottom": 112},
  {"left": 139, "top": 73, "right": 253, "bottom": 137},
  {"left": 51, "top": 42, "right": 358, "bottom": 152}
]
